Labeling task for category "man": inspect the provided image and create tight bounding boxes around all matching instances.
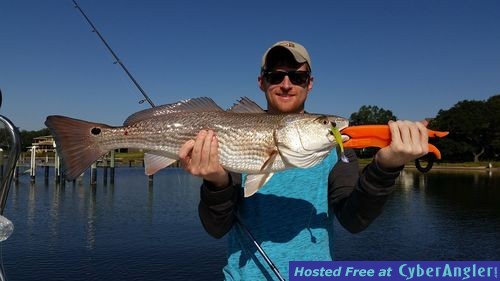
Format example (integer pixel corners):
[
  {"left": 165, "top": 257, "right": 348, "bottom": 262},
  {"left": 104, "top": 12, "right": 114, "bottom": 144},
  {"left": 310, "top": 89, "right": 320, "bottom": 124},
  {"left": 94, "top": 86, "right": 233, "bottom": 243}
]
[{"left": 179, "top": 41, "right": 428, "bottom": 280}]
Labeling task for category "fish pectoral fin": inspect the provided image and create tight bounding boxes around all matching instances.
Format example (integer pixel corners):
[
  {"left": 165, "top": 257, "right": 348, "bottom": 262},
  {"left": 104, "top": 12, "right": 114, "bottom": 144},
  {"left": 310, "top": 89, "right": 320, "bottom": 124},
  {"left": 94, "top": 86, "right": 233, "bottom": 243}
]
[
  {"left": 144, "top": 152, "right": 177, "bottom": 175},
  {"left": 259, "top": 149, "right": 278, "bottom": 172},
  {"left": 244, "top": 173, "right": 274, "bottom": 197}
]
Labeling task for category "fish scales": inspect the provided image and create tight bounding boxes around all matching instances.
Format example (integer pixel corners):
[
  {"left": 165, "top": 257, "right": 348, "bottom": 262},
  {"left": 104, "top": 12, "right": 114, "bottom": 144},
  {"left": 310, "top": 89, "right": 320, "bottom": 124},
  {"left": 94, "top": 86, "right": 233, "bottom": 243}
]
[{"left": 86, "top": 111, "right": 286, "bottom": 173}]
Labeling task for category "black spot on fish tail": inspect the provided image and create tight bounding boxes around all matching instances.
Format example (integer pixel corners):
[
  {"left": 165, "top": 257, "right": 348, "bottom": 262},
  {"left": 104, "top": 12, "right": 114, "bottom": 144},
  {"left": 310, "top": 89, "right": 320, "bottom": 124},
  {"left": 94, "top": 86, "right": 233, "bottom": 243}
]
[{"left": 91, "top": 128, "right": 101, "bottom": 135}]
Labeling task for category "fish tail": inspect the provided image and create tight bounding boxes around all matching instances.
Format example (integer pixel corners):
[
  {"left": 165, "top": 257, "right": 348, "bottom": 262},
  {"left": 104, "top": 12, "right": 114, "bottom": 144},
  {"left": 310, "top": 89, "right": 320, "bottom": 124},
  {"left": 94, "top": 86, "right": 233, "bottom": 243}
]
[{"left": 45, "top": 115, "right": 111, "bottom": 180}]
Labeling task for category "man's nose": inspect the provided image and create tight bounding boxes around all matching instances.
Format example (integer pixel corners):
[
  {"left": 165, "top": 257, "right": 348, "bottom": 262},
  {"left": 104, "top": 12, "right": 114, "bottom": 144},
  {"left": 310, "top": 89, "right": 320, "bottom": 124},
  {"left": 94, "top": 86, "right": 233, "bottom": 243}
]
[{"left": 280, "top": 75, "right": 293, "bottom": 89}]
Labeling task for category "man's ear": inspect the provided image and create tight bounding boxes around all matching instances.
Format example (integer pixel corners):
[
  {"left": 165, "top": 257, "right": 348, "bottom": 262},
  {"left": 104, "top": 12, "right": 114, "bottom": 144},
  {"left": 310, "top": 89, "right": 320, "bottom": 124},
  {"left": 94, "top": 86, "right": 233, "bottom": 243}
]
[
  {"left": 258, "top": 75, "right": 266, "bottom": 91},
  {"left": 307, "top": 76, "right": 314, "bottom": 91}
]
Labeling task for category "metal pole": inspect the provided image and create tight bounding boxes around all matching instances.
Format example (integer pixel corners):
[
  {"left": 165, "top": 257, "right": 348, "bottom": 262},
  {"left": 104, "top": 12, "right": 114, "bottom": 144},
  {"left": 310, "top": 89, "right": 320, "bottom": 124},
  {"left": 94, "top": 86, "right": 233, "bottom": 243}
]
[
  {"left": 0, "top": 115, "right": 21, "bottom": 214},
  {"left": 0, "top": 149, "right": 4, "bottom": 182},
  {"left": 30, "top": 146, "right": 36, "bottom": 183},
  {"left": 0, "top": 113, "right": 21, "bottom": 281},
  {"left": 13, "top": 166, "right": 19, "bottom": 184},
  {"left": 55, "top": 149, "right": 61, "bottom": 183}
]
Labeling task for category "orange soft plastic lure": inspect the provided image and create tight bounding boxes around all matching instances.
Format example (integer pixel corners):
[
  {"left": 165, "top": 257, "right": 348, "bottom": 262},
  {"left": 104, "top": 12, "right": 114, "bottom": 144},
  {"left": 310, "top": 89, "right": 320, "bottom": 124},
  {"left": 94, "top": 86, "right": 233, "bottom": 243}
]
[{"left": 340, "top": 125, "right": 449, "bottom": 159}]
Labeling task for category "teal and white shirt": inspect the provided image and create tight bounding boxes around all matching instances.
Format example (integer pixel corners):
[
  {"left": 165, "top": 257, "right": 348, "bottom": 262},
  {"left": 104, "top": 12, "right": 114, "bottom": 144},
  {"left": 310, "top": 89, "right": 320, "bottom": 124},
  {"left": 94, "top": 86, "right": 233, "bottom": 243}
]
[{"left": 223, "top": 151, "right": 338, "bottom": 280}]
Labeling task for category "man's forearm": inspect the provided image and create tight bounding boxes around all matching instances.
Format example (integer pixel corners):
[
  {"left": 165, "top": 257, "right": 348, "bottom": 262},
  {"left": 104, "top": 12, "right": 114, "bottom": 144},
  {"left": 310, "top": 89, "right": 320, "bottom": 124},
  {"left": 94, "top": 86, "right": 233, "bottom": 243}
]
[
  {"left": 198, "top": 178, "right": 240, "bottom": 238},
  {"left": 329, "top": 149, "right": 401, "bottom": 233}
]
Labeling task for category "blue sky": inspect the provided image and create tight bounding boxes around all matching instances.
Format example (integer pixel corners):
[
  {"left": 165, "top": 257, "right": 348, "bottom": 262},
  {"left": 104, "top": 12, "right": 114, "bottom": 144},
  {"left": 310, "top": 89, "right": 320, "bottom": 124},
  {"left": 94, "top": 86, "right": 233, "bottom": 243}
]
[{"left": 1, "top": 0, "right": 499, "bottom": 131}]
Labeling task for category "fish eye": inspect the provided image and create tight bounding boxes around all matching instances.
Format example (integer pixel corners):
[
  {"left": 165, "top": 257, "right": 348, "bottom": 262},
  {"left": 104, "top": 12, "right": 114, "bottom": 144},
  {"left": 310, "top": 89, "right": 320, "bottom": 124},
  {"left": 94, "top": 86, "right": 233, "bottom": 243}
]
[
  {"left": 313, "top": 116, "right": 332, "bottom": 126},
  {"left": 320, "top": 119, "right": 328, "bottom": 125}
]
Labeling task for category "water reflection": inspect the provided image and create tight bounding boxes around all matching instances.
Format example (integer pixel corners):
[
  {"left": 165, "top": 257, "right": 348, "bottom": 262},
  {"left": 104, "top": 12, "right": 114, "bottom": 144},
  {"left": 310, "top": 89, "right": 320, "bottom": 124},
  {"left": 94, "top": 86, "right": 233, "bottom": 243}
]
[
  {"left": 49, "top": 183, "right": 62, "bottom": 242},
  {"left": 399, "top": 169, "right": 436, "bottom": 190},
  {"left": 86, "top": 185, "right": 96, "bottom": 250},
  {"left": 2, "top": 167, "right": 499, "bottom": 280},
  {"left": 334, "top": 168, "right": 500, "bottom": 261},
  {"left": 27, "top": 182, "right": 36, "bottom": 236}
]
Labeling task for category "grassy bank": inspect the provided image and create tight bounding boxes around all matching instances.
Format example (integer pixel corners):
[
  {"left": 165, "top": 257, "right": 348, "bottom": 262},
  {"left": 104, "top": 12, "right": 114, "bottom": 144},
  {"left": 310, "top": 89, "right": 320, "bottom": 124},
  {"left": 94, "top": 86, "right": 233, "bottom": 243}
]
[{"left": 357, "top": 157, "right": 498, "bottom": 169}]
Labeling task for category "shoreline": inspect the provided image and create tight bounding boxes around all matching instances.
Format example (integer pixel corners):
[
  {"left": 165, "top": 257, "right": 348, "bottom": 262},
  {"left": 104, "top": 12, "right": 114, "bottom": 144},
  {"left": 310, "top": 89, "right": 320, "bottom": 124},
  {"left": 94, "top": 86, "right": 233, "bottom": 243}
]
[
  {"left": 357, "top": 159, "right": 499, "bottom": 172},
  {"left": 404, "top": 164, "right": 499, "bottom": 172}
]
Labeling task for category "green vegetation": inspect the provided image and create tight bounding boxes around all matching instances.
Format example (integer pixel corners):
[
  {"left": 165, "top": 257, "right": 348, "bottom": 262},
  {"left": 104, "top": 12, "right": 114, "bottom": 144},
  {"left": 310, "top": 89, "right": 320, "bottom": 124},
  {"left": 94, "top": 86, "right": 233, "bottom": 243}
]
[
  {"left": 19, "top": 128, "right": 50, "bottom": 150},
  {"left": 433, "top": 161, "right": 499, "bottom": 167},
  {"left": 350, "top": 94, "right": 500, "bottom": 163},
  {"left": 349, "top": 104, "right": 397, "bottom": 159},
  {"left": 356, "top": 157, "right": 498, "bottom": 168},
  {"left": 429, "top": 95, "right": 500, "bottom": 163},
  {"left": 115, "top": 151, "right": 144, "bottom": 160},
  {"left": 349, "top": 105, "right": 397, "bottom": 125}
]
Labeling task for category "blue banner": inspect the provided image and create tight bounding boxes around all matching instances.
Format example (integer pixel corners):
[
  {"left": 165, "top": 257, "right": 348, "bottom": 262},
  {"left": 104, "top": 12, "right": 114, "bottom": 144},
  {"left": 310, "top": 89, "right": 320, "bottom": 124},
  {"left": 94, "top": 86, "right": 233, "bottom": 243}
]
[{"left": 289, "top": 261, "right": 500, "bottom": 281}]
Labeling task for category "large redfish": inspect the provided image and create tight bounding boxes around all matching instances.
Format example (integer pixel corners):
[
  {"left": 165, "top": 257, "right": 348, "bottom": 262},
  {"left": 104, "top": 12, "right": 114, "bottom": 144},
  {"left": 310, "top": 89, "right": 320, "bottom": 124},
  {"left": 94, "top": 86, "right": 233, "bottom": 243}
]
[{"left": 45, "top": 97, "right": 348, "bottom": 196}]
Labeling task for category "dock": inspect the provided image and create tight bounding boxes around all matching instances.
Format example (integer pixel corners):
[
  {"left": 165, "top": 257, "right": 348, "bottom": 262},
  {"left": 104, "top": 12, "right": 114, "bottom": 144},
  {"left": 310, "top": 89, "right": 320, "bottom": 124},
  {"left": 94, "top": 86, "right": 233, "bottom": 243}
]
[{"left": 15, "top": 135, "right": 162, "bottom": 186}]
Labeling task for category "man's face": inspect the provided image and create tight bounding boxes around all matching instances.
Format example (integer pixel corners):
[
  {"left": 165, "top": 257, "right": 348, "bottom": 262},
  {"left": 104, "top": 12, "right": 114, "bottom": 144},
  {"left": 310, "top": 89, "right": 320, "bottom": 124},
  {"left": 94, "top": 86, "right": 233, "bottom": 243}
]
[{"left": 258, "top": 63, "right": 313, "bottom": 114}]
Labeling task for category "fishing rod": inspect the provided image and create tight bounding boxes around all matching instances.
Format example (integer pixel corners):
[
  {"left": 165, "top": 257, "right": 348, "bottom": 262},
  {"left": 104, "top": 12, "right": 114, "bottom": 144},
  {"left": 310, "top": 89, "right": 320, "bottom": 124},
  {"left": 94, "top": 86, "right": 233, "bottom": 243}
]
[
  {"left": 72, "top": 0, "right": 155, "bottom": 108},
  {"left": 236, "top": 213, "right": 286, "bottom": 281},
  {"left": 71, "top": 2, "right": 286, "bottom": 280}
]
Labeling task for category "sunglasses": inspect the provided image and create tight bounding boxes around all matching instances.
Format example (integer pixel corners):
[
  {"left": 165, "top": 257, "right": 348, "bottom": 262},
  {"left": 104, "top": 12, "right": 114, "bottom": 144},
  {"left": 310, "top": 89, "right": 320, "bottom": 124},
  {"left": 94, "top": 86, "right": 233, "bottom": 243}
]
[{"left": 263, "top": 70, "right": 311, "bottom": 85}]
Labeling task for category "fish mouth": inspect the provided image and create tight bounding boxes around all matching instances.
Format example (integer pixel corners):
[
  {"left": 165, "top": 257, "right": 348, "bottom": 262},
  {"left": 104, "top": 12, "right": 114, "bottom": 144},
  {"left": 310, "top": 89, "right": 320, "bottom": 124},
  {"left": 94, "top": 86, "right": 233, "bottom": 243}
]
[
  {"left": 327, "top": 130, "right": 350, "bottom": 143},
  {"left": 338, "top": 125, "right": 350, "bottom": 143},
  {"left": 325, "top": 117, "right": 350, "bottom": 143}
]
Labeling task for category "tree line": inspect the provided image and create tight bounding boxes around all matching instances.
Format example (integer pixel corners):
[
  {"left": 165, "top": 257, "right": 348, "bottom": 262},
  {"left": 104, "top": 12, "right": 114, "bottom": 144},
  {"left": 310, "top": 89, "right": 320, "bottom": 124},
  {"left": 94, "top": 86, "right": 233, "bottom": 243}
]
[
  {"left": 18, "top": 94, "right": 500, "bottom": 163},
  {"left": 19, "top": 128, "right": 51, "bottom": 151},
  {"left": 349, "top": 94, "right": 499, "bottom": 162}
]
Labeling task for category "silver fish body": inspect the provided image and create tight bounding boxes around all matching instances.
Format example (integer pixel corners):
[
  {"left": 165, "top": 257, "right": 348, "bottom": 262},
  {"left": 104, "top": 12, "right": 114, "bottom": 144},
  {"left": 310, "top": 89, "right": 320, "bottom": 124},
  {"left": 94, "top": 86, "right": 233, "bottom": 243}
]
[{"left": 45, "top": 97, "right": 349, "bottom": 195}]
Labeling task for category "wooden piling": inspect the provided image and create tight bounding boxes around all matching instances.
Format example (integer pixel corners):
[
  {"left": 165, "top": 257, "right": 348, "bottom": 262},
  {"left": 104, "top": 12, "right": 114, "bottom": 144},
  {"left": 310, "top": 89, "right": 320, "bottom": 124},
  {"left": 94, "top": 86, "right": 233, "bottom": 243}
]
[
  {"left": 90, "top": 162, "right": 97, "bottom": 185},
  {"left": 110, "top": 150, "right": 115, "bottom": 184},
  {"left": 44, "top": 165, "right": 50, "bottom": 181},
  {"left": 103, "top": 164, "right": 108, "bottom": 185}
]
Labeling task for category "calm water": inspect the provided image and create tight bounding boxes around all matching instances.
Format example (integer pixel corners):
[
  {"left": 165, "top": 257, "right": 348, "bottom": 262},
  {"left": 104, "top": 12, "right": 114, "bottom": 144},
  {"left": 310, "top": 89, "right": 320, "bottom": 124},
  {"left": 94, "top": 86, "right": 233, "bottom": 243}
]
[{"left": 1, "top": 167, "right": 499, "bottom": 280}]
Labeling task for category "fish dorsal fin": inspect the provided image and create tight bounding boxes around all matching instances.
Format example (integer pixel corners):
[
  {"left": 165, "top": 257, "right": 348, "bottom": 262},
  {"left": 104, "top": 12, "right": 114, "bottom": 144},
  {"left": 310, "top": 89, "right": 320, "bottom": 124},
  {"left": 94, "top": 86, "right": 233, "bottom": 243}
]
[
  {"left": 227, "top": 97, "right": 265, "bottom": 113},
  {"left": 124, "top": 97, "right": 223, "bottom": 125},
  {"left": 244, "top": 173, "right": 274, "bottom": 197},
  {"left": 144, "top": 151, "right": 178, "bottom": 175}
]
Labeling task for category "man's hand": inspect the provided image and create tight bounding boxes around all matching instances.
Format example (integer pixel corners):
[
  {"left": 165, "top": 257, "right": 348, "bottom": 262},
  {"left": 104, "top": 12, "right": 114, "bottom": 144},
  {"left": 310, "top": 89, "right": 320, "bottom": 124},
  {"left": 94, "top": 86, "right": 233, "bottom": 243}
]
[
  {"left": 178, "top": 130, "right": 229, "bottom": 189},
  {"left": 375, "top": 120, "right": 429, "bottom": 170}
]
